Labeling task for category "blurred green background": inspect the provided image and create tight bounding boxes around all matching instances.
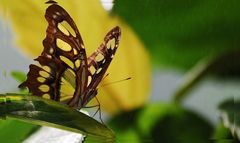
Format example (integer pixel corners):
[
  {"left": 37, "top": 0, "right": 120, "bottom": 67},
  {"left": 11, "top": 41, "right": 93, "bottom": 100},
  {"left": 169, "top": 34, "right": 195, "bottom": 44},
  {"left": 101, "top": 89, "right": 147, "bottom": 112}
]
[{"left": 1, "top": 0, "right": 240, "bottom": 142}]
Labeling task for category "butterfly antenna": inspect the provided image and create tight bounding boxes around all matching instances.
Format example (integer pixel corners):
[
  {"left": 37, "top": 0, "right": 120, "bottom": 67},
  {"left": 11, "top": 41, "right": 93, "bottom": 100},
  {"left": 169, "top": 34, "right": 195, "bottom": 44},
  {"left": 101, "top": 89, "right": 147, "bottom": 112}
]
[{"left": 100, "top": 77, "right": 131, "bottom": 87}]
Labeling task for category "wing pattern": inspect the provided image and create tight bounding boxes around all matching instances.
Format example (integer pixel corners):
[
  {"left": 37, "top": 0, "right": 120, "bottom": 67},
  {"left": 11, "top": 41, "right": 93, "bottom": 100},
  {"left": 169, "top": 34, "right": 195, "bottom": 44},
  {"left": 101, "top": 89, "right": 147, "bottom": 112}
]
[{"left": 19, "top": 1, "right": 121, "bottom": 108}]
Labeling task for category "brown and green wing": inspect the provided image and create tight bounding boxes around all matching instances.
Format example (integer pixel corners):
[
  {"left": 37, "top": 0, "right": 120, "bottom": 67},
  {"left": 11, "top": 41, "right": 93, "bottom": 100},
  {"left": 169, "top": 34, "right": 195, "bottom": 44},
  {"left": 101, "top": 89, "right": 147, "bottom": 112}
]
[{"left": 19, "top": 2, "right": 88, "bottom": 102}]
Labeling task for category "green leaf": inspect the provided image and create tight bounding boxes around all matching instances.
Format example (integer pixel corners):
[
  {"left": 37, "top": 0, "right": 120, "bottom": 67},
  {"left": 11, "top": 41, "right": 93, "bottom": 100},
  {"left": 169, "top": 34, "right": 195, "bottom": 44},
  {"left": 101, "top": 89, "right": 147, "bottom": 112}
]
[
  {"left": 113, "top": 0, "right": 240, "bottom": 69},
  {"left": 213, "top": 123, "right": 239, "bottom": 143},
  {"left": 0, "top": 94, "right": 115, "bottom": 142},
  {"left": 108, "top": 103, "right": 213, "bottom": 143},
  {"left": 0, "top": 119, "right": 38, "bottom": 143},
  {"left": 10, "top": 71, "right": 26, "bottom": 83},
  {"left": 107, "top": 108, "right": 142, "bottom": 143},
  {"left": 218, "top": 99, "right": 240, "bottom": 141}
]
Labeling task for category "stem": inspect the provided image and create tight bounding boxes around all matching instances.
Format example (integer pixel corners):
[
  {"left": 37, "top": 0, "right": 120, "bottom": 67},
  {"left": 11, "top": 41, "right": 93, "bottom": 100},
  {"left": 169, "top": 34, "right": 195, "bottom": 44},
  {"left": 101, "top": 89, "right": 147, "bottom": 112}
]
[{"left": 173, "top": 59, "right": 210, "bottom": 104}]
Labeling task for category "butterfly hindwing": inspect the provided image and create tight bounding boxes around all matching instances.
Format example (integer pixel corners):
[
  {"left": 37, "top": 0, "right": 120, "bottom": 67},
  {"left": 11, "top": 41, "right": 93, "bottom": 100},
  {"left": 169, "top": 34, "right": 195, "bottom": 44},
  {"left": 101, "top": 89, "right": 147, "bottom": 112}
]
[{"left": 19, "top": 54, "right": 66, "bottom": 100}]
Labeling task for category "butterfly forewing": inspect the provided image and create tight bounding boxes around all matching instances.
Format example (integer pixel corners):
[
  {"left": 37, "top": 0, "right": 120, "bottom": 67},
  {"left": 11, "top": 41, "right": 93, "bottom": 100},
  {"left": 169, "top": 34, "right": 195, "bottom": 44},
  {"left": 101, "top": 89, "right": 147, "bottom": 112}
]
[
  {"left": 20, "top": 3, "right": 87, "bottom": 102},
  {"left": 20, "top": 2, "right": 121, "bottom": 109},
  {"left": 79, "top": 26, "right": 121, "bottom": 106}
]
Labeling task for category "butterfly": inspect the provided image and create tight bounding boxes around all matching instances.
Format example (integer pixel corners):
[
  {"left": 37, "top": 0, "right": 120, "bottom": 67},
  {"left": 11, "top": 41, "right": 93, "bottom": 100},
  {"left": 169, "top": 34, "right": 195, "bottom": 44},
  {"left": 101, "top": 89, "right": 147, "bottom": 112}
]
[{"left": 19, "top": 0, "right": 121, "bottom": 109}]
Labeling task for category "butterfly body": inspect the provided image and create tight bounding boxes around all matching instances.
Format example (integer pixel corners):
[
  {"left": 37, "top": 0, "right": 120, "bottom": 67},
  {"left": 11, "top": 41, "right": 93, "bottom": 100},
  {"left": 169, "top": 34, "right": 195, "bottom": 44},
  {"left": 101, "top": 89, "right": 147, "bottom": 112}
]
[{"left": 20, "top": 1, "right": 121, "bottom": 109}]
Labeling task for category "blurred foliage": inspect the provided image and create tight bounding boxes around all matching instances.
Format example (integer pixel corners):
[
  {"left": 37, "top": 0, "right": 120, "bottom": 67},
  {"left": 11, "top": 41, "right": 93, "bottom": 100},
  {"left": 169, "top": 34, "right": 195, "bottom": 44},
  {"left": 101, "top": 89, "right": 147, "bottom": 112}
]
[
  {"left": 10, "top": 71, "right": 29, "bottom": 94},
  {"left": 113, "top": 0, "right": 240, "bottom": 69},
  {"left": 10, "top": 71, "right": 26, "bottom": 83},
  {"left": 108, "top": 103, "right": 213, "bottom": 143},
  {"left": 214, "top": 123, "right": 239, "bottom": 143},
  {"left": 218, "top": 99, "right": 240, "bottom": 142},
  {"left": 174, "top": 49, "right": 240, "bottom": 103},
  {"left": 0, "top": 119, "right": 38, "bottom": 143}
]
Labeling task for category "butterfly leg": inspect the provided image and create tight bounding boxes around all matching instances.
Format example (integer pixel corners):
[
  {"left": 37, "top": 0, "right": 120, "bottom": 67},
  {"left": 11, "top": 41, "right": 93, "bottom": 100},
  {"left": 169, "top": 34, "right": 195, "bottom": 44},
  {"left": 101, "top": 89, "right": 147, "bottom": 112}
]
[
  {"left": 84, "top": 97, "right": 104, "bottom": 124},
  {"left": 93, "top": 97, "right": 104, "bottom": 124}
]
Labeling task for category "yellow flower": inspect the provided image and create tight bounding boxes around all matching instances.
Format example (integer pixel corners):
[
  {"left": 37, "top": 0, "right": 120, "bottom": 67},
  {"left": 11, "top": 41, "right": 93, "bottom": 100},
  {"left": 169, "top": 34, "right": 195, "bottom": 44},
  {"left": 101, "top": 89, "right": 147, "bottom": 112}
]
[{"left": 0, "top": 0, "right": 151, "bottom": 114}]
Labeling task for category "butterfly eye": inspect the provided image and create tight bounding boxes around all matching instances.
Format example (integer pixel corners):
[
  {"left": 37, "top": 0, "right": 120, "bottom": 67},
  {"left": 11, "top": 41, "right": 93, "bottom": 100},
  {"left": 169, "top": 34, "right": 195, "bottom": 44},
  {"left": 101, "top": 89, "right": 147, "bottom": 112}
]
[
  {"left": 39, "top": 85, "right": 50, "bottom": 92},
  {"left": 58, "top": 21, "right": 76, "bottom": 37},
  {"left": 60, "top": 56, "right": 74, "bottom": 69},
  {"left": 106, "top": 38, "right": 116, "bottom": 50},
  {"left": 56, "top": 39, "right": 72, "bottom": 51}
]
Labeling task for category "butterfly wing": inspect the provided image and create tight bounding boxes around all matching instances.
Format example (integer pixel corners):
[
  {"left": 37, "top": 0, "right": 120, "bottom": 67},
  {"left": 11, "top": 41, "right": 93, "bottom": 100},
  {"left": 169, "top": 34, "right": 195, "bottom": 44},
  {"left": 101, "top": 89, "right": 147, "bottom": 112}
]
[
  {"left": 79, "top": 26, "right": 121, "bottom": 107},
  {"left": 19, "top": 3, "right": 89, "bottom": 102}
]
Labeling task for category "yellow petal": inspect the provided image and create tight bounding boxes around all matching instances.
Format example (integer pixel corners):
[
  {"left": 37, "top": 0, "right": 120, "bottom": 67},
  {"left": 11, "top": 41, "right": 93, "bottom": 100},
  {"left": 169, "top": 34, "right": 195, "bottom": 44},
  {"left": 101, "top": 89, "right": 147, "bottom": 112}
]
[{"left": 0, "top": 0, "right": 151, "bottom": 114}]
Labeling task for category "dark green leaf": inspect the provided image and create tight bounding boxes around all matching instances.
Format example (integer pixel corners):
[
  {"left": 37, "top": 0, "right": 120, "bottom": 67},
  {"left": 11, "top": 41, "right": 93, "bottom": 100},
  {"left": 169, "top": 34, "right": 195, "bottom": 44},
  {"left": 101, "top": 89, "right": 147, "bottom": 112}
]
[
  {"left": 0, "top": 94, "right": 115, "bottom": 142},
  {"left": 113, "top": 0, "right": 240, "bottom": 69}
]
